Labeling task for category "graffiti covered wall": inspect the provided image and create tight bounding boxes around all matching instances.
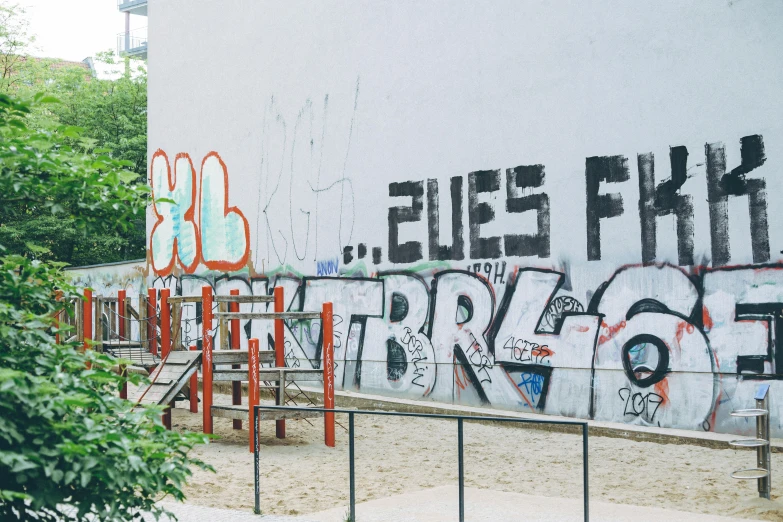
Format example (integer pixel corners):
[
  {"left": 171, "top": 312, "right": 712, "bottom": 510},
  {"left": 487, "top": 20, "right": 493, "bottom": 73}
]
[
  {"left": 150, "top": 1, "right": 783, "bottom": 436},
  {"left": 66, "top": 259, "right": 146, "bottom": 297}
]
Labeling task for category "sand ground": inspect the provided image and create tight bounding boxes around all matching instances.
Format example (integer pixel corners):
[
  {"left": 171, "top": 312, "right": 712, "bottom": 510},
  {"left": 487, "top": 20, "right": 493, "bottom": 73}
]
[{"left": 174, "top": 394, "right": 783, "bottom": 521}]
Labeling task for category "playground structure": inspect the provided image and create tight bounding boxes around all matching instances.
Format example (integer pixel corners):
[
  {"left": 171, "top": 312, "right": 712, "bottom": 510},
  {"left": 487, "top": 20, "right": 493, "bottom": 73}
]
[{"left": 60, "top": 285, "right": 336, "bottom": 451}]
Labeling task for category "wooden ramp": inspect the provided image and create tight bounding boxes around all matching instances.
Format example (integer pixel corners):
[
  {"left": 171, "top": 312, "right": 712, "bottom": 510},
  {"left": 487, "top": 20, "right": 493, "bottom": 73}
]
[{"left": 129, "top": 350, "right": 201, "bottom": 406}]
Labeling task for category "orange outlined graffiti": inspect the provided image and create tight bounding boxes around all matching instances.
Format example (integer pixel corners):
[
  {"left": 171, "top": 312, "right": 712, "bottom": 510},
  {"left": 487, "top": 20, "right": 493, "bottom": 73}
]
[
  {"left": 149, "top": 150, "right": 201, "bottom": 274},
  {"left": 199, "top": 151, "right": 251, "bottom": 272},
  {"left": 149, "top": 150, "right": 250, "bottom": 275}
]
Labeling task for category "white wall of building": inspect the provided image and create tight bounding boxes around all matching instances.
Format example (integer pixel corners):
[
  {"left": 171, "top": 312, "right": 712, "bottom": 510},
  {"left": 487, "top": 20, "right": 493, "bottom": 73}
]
[{"left": 148, "top": 1, "right": 783, "bottom": 435}]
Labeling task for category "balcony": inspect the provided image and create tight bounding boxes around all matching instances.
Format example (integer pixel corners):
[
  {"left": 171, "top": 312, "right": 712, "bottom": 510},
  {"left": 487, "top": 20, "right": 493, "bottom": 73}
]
[
  {"left": 117, "top": 27, "right": 147, "bottom": 59},
  {"left": 117, "top": 0, "right": 147, "bottom": 17}
]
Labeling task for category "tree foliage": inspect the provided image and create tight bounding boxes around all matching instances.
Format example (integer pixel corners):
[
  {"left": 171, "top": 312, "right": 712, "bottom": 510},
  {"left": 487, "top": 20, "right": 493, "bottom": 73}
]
[
  {"left": 0, "top": 94, "right": 212, "bottom": 521},
  {"left": 0, "top": 256, "right": 212, "bottom": 521},
  {"left": 0, "top": 7, "right": 214, "bottom": 520},
  {"left": 0, "top": 2, "right": 148, "bottom": 266}
]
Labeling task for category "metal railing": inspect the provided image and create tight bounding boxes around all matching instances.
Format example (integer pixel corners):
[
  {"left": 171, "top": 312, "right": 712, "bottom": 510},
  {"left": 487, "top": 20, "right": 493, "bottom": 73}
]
[
  {"left": 116, "top": 27, "right": 148, "bottom": 56},
  {"left": 254, "top": 405, "right": 589, "bottom": 522}
]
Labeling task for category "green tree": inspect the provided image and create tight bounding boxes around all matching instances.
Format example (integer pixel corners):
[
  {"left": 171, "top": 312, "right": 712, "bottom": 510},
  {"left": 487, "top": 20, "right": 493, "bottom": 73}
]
[
  {"left": 0, "top": 2, "right": 147, "bottom": 266},
  {"left": 0, "top": 94, "right": 212, "bottom": 522}
]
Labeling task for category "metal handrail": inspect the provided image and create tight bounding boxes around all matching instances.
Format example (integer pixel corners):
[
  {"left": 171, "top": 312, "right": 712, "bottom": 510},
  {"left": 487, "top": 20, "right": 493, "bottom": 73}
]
[{"left": 253, "top": 405, "right": 589, "bottom": 522}]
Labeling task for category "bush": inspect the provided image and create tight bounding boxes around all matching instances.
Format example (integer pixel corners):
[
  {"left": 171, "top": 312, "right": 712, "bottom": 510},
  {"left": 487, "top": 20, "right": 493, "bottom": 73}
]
[{"left": 0, "top": 94, "right": 213, "bottom": 520}]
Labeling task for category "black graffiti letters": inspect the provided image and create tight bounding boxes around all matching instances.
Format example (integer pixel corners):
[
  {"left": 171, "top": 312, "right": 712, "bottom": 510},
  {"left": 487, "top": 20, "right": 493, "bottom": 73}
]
[
  {"left": 388, "top": 181, "right": 424, "bottom": 263},
  {"left": 468, "top": 170, "right": 502, "bottom": 259},
  {"left": 400, "top": 327, "right": 428, "bottom": 388},
  {"left": 379, "top": 133, "right": 772, "bottom": 268},
  {"left": 706, "top": 135, "right": 770, "bottom": 266},
  {"left": 618, "top": 387, "right": 664, "bottom": 422},
  {"left": 427, "top": 176, "right": 465, "bottom": 261},
  {"left": 504, "top": 165, "right": 550, "bottom": 258},
  {"left": 585, "top": 155, "right": 630, "bottom": 261},
  {"left": 638, "top": 146, "right": 694, "bottom": 266}
]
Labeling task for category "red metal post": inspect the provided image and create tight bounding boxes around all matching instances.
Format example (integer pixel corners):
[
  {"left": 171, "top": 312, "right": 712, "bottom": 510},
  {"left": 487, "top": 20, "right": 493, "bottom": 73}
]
[
  {"left": 189, "top": 345, "right": 199, "bottom": 413},
  {"left": 274, "top": 286, "right": 286, "bottom": 439},
  {"left": 118, "top": 289, "right": 127, "bottom": 340},
  {"left": 322, "top": 302, "right": 335, "bottom": 447},
  {"left": 248, "top": 337, "right": 260, "bottom": 453},
  {"left": 160, "top": 288, "right": 171, "bottom": 358},
  {"left": 202, "top": 285, "right": 214, "bottom": 435},
  {"left": 83, "top": 289, "right": 92, "bottom": 353},
  {"left": 147, "top": 288, "right": 158, "bottom": 356},
  {"left": 230, "top": 289, "right": 242, "bottom": 430}
]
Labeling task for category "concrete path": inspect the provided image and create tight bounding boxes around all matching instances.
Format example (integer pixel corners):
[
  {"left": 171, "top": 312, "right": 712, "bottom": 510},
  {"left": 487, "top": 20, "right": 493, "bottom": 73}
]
[{"left": 153, "top": 487, "right": 750, "bottom": 521}]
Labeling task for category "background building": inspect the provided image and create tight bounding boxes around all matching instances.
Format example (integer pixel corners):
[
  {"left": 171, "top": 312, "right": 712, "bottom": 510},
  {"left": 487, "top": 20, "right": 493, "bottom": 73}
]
[{"left": 117, "top": 0, "right": 147, "bottom": 59}]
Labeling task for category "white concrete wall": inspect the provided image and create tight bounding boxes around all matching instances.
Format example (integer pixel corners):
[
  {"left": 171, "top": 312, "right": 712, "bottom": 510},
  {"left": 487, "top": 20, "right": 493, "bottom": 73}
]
[{"left": 148, "top": 1, "right": 783, "bottom": 435}]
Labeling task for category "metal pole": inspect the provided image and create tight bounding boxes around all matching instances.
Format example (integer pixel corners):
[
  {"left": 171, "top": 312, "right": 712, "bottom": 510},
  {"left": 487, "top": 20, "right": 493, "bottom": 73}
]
[
  {"left": 274, "top": 287, "right": 286, "bottom": 439},
  {"left": 248, "top": 338, "right": 260, "bottom": 453},
  {"left": 202, "top": 286, "right": 214, "bottom": 435},
  {"left": 458, "top": 417, "right": 464, "bottom": 522},
  {"left": 83, "top": 288, "right": 92, "bottom": 353},
  {"left": 160, "top": 288, "right": 171, "bottom": 358},
  {"left": 756, "top": 395, "right": 771, "bottom": 499},
  {"left": 230, "top": 289, "right": 242, "bottom": 430},
  {"left": 147, "top": 288, "right": 157, "bottom": 356},
  {"left": 189, "top": 345, "right": 198, "bottom": 413},
  {"left": 118, "top": 289, "right": 126, "bottom": 340},
  {"left": 322, "top": 302, "right": 335, "bottom": 447},
  {"left": 254, "top": 405, "right": 261, "bottom": 514},
  {"left": 583, "top": 424, "right": 589, "bottom": 521},
  {"left": 766, "top": 394, "right": 772, "bottom": 495},
  {"left": 349, "top": 412, "right": 355, "bottom": 522}
]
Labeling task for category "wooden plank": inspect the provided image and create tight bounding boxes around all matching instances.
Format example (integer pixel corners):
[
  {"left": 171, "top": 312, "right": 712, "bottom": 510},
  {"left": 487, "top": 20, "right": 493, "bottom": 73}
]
[
  {"left": 256, "top": 409, "right": 324, "bottom": 421},
  {"left": 211, "top": 405, "right": 324, "bottom": 421},
  {"left": 104, "top": 340, "right": 143, "bottom": 347},
  {"left": 212, "top": 368, "right": 323, "bottom": 382},
  {"left": 214, "top": 311, "right": 321, "bottom": 320},
  {"left": 166, "top": 296, "right": 202, "bottom": 303},
  {"left": 171, "top": 301, "right": 182, "bottom": 350},
  {"left": 214, "top": 295, "right": 274, "bottom": 303},
  {"left": 212, "top": 350, "right": 275, "bottom": 364}
]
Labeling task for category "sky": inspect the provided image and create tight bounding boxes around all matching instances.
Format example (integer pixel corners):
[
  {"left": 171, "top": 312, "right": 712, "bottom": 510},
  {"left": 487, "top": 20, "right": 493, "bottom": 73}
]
[{"left": 18, "top": 0, "right": 146, "bottom": 62}]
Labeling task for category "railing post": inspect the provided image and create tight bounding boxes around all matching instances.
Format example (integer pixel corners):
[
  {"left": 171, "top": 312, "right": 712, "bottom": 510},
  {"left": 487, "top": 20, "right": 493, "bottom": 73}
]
[
  {"left": 349, "top": 412, "right": 355, "bottom": 522},
  {"left": 202, "top": 285, "right": 214, "bottom": 435},
  {"left": 83, "top": 289, "right": 92, "bottom": 353},
  {"left": 274, "top": 286, "right": 286, "bottom": 439},
  {"left": 231, "top": 289, "right": 242, "bottom": 430},
  {"left": 458, "top": 417, "right": 464, "bottom": 522},
  {"left": 189, "top": 345, "right": 199, "bottom": 413},
  {"left": 160, "top": 288, "right": 171, "bottom": 358},
  {"left": 248, "top": 338, "right": 260, "bottom": 453},
  {"left": 322, "top": 302, "right": 335, "bottom": 448},
  {"left": 147, "top": 288, "right": 158, "bottom": 357},
  {"left": 118, "top": 289, "right": 127, "bottom": 340},
  {"left": 583, "top": 424, "right": 589, "bottom": 522},
  {"left": 254, "top": 404, "right": 261, "bottom": 515}
]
